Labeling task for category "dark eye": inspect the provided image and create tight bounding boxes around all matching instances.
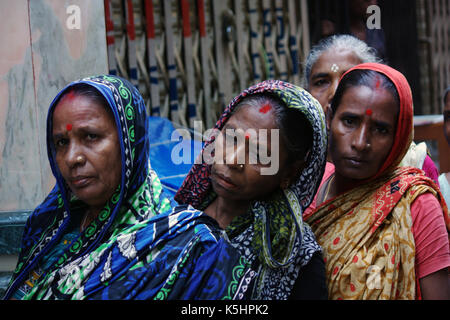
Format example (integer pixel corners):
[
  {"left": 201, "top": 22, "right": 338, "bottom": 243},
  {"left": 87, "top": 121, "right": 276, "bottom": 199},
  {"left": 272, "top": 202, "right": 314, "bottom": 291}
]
[
  {"left": 374, "top": 126, "right": 389, "bottom": 135},
  {"left": 87, "top": 133, "right": 98, "bottom": 140},
  {"left": 313, "top": 79, "right": 328, "bottom": 87},
  {"left": 342, "top": 117, "right": 355, "bottom": 126},
  {"left": 55, "top": 138, "right": 68, "bottom": 148}
]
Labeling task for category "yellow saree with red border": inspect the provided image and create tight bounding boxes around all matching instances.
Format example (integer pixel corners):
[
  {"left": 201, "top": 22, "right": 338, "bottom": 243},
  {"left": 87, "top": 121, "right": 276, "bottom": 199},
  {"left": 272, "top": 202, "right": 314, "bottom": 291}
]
[{"left": 306, "top": 167, "right": 449, "bottom": 300}]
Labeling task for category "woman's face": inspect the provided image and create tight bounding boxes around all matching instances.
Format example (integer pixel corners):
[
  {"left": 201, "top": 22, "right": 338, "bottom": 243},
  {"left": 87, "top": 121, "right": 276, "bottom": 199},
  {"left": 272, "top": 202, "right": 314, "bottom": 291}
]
[
  {"left": 308, "top": 49, "right": 362, "bottom": 113},
  {"left": 52, "top": 93, "right": 122, "bottom": 211},
  {"left": 210, "top": 104, "right": 294, "bottom": 202},
  {"left": 329, "top": 85, "right": 398, "bottom": 180}
]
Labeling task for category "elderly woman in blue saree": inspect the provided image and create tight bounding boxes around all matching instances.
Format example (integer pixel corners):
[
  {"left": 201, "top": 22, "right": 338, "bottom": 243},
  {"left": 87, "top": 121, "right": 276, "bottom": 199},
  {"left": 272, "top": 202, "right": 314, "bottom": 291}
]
[{"left": 3, "top": 75, "right": 245, "bottom": 300}]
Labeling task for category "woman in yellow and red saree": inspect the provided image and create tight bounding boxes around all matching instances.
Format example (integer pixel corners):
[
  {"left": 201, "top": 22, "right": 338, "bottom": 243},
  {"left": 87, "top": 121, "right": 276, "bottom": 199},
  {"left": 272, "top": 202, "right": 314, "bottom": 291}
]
[{"left": 304, "top": 63, "right": 450, "bottom": 300}]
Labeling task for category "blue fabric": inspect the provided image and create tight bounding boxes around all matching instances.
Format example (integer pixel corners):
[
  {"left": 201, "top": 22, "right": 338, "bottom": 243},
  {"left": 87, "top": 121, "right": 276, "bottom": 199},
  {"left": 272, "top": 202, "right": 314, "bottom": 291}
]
[
  {"left": 4, "top": 75, "right": 247, "bottom": 300},
  {"left": 147, "top": 116, "right": 203, "bottom": 203}
]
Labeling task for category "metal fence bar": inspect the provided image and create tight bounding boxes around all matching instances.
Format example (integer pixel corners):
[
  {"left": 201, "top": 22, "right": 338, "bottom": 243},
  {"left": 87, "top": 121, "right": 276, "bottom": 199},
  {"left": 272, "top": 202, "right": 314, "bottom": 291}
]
[{"left": 105, "top": 0, "right": 311, "bottom": 128}]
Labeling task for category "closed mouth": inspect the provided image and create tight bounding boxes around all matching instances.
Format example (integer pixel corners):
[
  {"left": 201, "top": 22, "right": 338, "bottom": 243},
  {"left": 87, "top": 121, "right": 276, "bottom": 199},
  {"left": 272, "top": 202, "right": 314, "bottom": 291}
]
[
  {"left": 69, "top": 176, "right": 93, "bottom": 188},
  {"left": 212, "top": 171, "right": 238, "bottom": 189},
  {"left": 344, "top": 156, "right": 366, "bottom": 165}
]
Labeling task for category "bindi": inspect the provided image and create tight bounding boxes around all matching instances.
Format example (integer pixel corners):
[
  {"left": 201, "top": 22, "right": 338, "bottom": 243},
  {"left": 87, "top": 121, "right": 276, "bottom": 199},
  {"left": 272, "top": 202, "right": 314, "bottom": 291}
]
[
  {"left": 365, "top": 109, "right": 373, "bottom": 116},
  {"left": 331, "top": 63, "right": 339, "bottom": 73},
  {"left": 66, "top": 123, "right": 73, "bottom": 131},
  {"left": 259, "top": 104, "right": 272, "bottom": 114}
]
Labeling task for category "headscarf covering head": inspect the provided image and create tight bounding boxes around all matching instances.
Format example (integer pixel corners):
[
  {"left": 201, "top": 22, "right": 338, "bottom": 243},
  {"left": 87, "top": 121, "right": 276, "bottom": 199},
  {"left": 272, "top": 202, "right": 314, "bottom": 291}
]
[
  {"left": 9, "top": 75, "right": 153, "bottom": 283},
  {"left": 336, "top": 63, "right": 414, "bottom": 180},
  {"left": 47, "top": 75, "right": 149, "bottom": 204},
  {"left": 175, "top": 80, "right": 328, "bottom": 268}
]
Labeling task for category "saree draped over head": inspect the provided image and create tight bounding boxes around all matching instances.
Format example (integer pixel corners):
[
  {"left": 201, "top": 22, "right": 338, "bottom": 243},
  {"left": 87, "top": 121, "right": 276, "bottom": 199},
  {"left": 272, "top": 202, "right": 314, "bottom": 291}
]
[
  {"left": 4, "top": 75, "right": 242, "bottom": 300},
  {"left": 175, "top": 80, "right": 328, "bottom": 299},
  {"left": 305, "top": 63, "right": 450, "bottom": 300}
]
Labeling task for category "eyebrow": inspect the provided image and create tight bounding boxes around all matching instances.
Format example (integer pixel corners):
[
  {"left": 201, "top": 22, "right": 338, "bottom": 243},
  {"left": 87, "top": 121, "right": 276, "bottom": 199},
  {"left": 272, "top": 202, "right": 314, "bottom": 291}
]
[
  {"left": 310, "top": 72, "right": 330, "bottom": 80},
  {"left": 339, "top": 111, "right": 360, "bottom": 119},
  {"left": 340, "top": 111, "right": 393, "bottom": 128},
  {"left": 52, "top": 132, "right": 65, "bottom": 141},
  {"left": 222, "top": 125, "right": 273, "bottom": 150},
  {"left": 372, "top": 119, "right": 393, "bottom": 129}
]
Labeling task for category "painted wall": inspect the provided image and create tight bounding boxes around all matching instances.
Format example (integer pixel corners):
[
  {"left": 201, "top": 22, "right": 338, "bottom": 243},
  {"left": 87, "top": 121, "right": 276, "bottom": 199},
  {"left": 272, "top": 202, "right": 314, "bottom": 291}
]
[{"left": 0, "top": 0, "right": 108, "bottom": 213}]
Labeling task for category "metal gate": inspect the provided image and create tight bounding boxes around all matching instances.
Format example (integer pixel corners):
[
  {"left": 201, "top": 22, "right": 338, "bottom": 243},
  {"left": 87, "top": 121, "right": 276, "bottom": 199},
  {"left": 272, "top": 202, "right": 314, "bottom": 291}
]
[
  {"left": 104, "top": 0, "right": 310, "bottom": 129},
  {"left": 417, "top": 0, "right": 450, "bottom": 114}
]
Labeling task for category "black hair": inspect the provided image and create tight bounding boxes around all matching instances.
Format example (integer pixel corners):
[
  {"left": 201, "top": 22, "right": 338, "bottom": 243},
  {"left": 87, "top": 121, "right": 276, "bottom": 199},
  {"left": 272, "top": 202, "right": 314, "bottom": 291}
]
[
  {"left": 330, "top": 69, "right": 400, "bottom": 116},
  {"left": 55, "top": 83, "right": 113, "bottom": 118},
  {"left": 233, "top": 93, "right": 313, "bottom": 163}
]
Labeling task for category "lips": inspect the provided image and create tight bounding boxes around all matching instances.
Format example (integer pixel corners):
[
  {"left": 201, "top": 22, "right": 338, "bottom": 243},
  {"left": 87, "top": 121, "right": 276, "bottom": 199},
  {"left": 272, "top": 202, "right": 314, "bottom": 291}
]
[
  {"left": 344, "top": 156, "right": 366, "bottom": 166},
  {"left": 69, "top": 176, "right": 93, "bottom": 188},
  {"left": 212, "top": 171, "right": 238, "bottom": 190}
]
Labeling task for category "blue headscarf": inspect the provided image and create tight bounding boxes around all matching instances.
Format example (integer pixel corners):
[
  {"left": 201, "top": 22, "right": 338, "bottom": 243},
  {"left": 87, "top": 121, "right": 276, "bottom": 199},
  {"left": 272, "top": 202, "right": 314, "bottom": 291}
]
[{"left": 4, "top": 75, "right": 244, "bottom": 300}]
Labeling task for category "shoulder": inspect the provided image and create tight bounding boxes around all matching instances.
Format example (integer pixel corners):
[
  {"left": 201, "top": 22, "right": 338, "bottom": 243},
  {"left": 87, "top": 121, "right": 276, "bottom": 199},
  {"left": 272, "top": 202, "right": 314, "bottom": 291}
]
[{"left": 304, "top": 162, "right": 335, "bottom": 218}]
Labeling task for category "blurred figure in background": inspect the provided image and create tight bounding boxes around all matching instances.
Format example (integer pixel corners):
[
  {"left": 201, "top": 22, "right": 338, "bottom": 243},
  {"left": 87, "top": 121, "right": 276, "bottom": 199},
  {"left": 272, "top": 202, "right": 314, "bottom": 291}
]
[{"left": 438, "top": 87, "right": 450, "bottom": 205}]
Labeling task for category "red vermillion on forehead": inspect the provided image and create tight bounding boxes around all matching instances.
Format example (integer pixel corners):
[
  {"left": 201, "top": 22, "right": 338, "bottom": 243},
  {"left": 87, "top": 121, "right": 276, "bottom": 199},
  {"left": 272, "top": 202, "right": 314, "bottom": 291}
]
[
  {"left": 259, "top": 104, "right": 272, "bottom": 114},
  {"left": 63, "top": 89, "right": 76, "bottom": 101},
  {"left": 66, "top": 123, "right": 73, "bottom": 131},
  {"left": 375, "top": 77, "right": 381, "bottom": 89},
  {"left": 365, "top": 108, "right": 373, "bottom": 116}
]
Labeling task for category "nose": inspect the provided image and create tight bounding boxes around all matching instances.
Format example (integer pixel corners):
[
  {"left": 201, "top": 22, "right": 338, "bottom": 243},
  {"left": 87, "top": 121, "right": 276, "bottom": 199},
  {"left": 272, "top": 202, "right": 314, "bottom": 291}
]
[
  {"left": 224, "top": 139, "right": 246, "bottom": 170},
  {"left": 65, "top": 141, "right": 85, "bottom": 168},
  {"left": 352, "top": 124, "right": 371, "bottom": 151}
]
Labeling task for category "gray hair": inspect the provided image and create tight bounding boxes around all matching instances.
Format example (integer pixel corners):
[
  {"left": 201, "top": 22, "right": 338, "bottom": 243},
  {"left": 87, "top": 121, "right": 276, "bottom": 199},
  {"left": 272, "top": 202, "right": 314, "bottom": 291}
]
[{"left": 302, "top": 34, "right": 383, "bottom": 88}]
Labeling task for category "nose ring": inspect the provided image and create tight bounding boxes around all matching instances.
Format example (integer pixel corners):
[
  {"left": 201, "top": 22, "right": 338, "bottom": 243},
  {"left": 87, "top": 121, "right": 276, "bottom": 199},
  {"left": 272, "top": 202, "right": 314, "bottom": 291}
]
[{"left": 76, "top": 155, "right": 84, "bottom": 163}]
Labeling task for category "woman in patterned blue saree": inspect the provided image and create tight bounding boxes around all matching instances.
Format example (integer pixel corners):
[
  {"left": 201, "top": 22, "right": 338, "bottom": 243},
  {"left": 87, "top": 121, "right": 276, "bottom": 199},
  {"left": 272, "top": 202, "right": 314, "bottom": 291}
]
[
  {"left": 3, "top": 75, "right": 245, "bottom": 300},
  {"left": 175, "top": 80, "right": 329, "bottom": 299}
]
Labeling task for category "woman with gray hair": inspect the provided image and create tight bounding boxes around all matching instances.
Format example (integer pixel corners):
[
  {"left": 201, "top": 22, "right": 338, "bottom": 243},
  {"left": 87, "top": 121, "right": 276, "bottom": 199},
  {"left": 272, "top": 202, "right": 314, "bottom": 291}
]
[
  {"left": 302, "top": 34, "right": 440, "bottom": 186},
  {"left": 302, "top": 34, "right": 381, "bottom": 113}
]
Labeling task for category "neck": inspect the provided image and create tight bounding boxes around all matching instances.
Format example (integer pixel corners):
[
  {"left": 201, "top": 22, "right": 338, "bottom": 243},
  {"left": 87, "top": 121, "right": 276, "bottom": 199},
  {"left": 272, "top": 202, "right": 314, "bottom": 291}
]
[
  {"left": 321, "top": 171, "right": 361, "bottom": 204},
  {"left": 205, "top": 197, "right": 250, "bottom": 229}
]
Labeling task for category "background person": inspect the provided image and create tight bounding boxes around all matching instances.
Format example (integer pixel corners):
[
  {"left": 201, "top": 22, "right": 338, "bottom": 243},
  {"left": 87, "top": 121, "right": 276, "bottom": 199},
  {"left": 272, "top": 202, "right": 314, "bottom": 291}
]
[
  {"left": 303, "top": 34, "right": 440, "bottom": 185},
  {"left": 438, "top": 87, "right": 450, "bottom": 205}
]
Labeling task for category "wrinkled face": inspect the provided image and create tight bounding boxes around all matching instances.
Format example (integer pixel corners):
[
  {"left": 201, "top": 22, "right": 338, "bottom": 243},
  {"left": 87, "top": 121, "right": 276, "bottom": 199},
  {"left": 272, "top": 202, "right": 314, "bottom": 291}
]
[
  {"left": 210, "top": 104, "right": 292, "bottom": 202},
  {"left": 329, "top": 86, "right": 398, "bottom": 180},
  {"left": 444, "top": 94, "right": 450, "bottom": 145},
  {"left": 308, "top": 49, "right": 362, "bottom": 113},
  {"left": 52, "top": 94, "right": 122, "bottom": 211}
]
